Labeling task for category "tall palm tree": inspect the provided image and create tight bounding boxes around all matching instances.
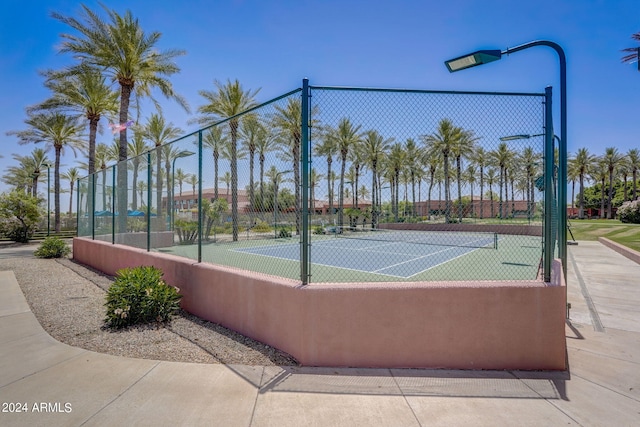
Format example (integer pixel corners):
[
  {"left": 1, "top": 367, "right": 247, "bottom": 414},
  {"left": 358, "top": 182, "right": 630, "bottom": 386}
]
[
  {"left": 272, "top": 98, "right": 304, "bottom": 234},
  {"left": 61, "top": 167, "right": 81, "bottom": 217},
  {"left": 314, "top": 128, "right": 338, "bottom": 219},
  {"left": 452, "top": 129, "right": 478, "bottom": 221},
  {"left": 473, "top": 147, "right": 488, "bottom": 219},
  {"left": 255, "top": 126, "right": 278, "bottom": 209},
  {"left": 627, "top": 148, "right": 640, "bottom": 201},
  {"left": 196, "top": 79, "right": 259, "bottom": 241},
  {"left": 519, "top": 146, "right": 541, "bottom": 219},
  {"left": 174, "top": 169, "right": 188, "bottom": 197},
  {"left": 53, "top": 4, "right": 188, "bottom": 231},
  {"left": 142, "top": 113, "right": 182, "bottom": 221},
  {"left": 9, "top": 112, "right": 85, "bottom": 232},
  {"left": 361, "top": 130, "right": 392, "bottom": 227},
  {"left": 188, "top": 174, "right": 199, "bottom": 197},
  {"left": 572, "top": 147, "right": 596, "bottom": 219},
  {"left": 326, "top": 118, "right": 363, "bottom": 227},
  {"left": 424, "top": 118, "right": 462, "bottom": 222},
  {"left": 201, "top": 126, "right": 229, "bottom": 201},
  {"left": 219, "top": 172, "right": 231, "bottom": 199},
  {"left": 239, "top": 114, "right": 262, "bottom": 217},
  {"left": 602, "top": 147, "right": 625, "bottom": 218},
  {"left": 567, "top": 154, "right": 580, "bottom": 211},
  {"left": 484, "top": 168, "right": 498, "bottom": 218},
  {"left": 423, "top": 151, "right": 440, "bottom": 220},
  {"left": 489, "top": 142, "right": 515, "bottom": 219},
  {"left": 464, "top": 164, "right": 477, "bottom": 218},
  {"left": 387, "top": 143, "right": 406, "bottom": 221},
  {"left": 11, "top": 148, "right": 52, "bottom": 197},
  {"left": 127, "top": 130, "right": 150, "bottom": 211},
  {"left": 33, "top": 65, "right": 118, "bottom": 175},
  {"left": 404, "top": 138, "right": 422, "bottom": 218},
  {"left": 591, "top": 159, "right": 608, "bottom": 218},
  {"left": 309, "top": 168, "right": 324, "bottom": 215}
]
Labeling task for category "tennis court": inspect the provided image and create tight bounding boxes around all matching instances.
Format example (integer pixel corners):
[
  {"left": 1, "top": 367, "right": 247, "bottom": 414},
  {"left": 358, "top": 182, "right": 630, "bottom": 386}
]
[{"left": 235, "top": 229, "right": 499, "bottom": 279}]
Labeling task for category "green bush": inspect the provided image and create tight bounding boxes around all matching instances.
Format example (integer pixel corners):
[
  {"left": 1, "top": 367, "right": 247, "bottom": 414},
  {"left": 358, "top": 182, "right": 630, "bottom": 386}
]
[
  {"left": 313, "top": 225, "right": 325, "bottom": 234},
  {"left": 174, "top": 219, "right": 198, "bottom": 244},
  {"left": 0, "top": 190, "right": 42, "bottom": 243},
  {"left": 104, "top": 266, "right": 182, "bottom": 329},
  {"left": 252, "top": 220, "right": 271, "bottom": 233},
  {"left": 278, "top": 228, "right": 292, "bottom": 238},
  {"left": 617, "top": 200, "right": 640, "bottom": 224},
  {"left": 34, "top": 237, "right": 71, "bottom": 258}
]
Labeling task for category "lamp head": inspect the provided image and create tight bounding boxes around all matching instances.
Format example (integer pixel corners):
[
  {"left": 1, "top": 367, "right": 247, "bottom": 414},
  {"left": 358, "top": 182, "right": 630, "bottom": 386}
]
[{"left": 445, "top": 50, "right": 502, "bottom": 72}]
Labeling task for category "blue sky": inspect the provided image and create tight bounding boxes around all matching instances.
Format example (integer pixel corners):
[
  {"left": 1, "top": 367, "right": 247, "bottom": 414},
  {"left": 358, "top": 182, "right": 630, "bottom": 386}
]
[{"left": 1, "top": 0, "right": 639, "bottom": 194}]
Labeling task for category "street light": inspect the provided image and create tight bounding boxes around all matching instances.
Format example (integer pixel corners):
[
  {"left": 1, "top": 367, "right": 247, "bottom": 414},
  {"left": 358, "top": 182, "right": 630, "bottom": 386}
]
[
  {"left": 445, "top": 40, "right": 567, "bottom": 288},
  {"left": 171, "top": 150, "right": 195, "bottom": 231},
  {"left": 273, "top": 170, "right": 292, "bottom": 239}
]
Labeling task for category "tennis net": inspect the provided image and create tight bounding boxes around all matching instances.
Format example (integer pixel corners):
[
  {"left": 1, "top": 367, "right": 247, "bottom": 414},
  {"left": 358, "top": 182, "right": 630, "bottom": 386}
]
[{"left": 330, "top": 226, "right": 498, "bottom": 249}]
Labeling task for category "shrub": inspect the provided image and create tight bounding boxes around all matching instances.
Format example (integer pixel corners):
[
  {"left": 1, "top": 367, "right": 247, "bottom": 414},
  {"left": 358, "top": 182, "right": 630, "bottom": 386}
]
[
  {"left": 0, "top": 190, "right": 42, "bottom": 243},
  {"left": 34, "top": 237, "right": 71, "bottom": 258},
  {"left": 617, "top": 200, "right": 640, "bottom": 224},
  {"left": 174, "top": 219, "right": 198, "bottom": 244},
  {"left": 104, "top": 266, "right": 182, "bottom": 329},
  {"left": 278, "top": 228, "right": 292, "bottom": 238},
  {"left": 252, "top": 220, "right": 271, "bottom": 233},
  {"left": 313, "top": 225, "right": 325, "bottom": 234}
]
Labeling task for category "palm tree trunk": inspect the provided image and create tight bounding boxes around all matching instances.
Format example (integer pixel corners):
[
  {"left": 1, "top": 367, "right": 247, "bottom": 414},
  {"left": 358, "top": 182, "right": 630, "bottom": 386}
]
[
  {"left": 249, "top": 148, "right": 255, "bottom": 220},
  {"left": 479, "top": 166, "right": 484, "bottom": 219},
  {"left": 326, "top": 158, "right": 333, "bottom": 217},
  {"left": 339, "top": 155, "right": 347, "bottom": 227},
  {"left": 117, "top": 83, "right": 132, "bottom": 233},
  {"left": 214, "top": 152, "right": 219, "bottom": 201},
  {"left": 456, "top": 157, "right": 462, "bottom": 222},
  {"left": 68, "top": 182, "right": 74, "bottom": 217},
  {"left": 443, "top": 154, "right": 451, "bottom": 222},
  {"left": 259, "top": 154, "right": 265, "bottom": 211},
  {"left": 54, "top": 146, "right": 62, "bottom": 233},
  {"left": 600, "top": 178, "right": 606, "bottom": 218},
  {"left": 607, "top": 170, "right": 614, "bottom": 219},
  {"left": 579, "top": 174, "right": 585, "bottom": 219}
]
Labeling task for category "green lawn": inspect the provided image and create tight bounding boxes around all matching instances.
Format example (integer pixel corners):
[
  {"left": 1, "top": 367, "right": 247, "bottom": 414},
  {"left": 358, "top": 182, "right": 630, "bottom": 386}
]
[{"left": 569, "top": 219, "right": 640, "bottom": 252}]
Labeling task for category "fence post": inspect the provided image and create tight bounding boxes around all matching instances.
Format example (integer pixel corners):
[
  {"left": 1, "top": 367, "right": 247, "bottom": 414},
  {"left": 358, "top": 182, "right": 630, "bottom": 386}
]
[
  {"left": 198, "top": 130, "right": 203, "bottom": 263},
  {"left": 543, "top": 86, "right": 554, "bottom": 282},
  {"left": 147, "top": 151, "right": 152, "bottom": 251},
  {"left": 111, "top": 166, "right": 116, "bottom": 245},
  {"left": 300, "top": 78, "right": 311, "bottom": 284},
  {"left": 91, "top": 174, "right": 96, "bottom": 240}
]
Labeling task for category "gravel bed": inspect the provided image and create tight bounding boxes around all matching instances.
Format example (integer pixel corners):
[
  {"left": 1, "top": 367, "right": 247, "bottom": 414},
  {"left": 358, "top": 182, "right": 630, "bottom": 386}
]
[{"left": 0, "top": 248, "right": 298, "bottom": 366}]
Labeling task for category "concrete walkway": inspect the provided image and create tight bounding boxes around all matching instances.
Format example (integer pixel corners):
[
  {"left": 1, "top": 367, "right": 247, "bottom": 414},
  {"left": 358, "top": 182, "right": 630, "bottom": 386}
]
[{"left": 0, "top": 241, "right": 638, "bottom": 426}]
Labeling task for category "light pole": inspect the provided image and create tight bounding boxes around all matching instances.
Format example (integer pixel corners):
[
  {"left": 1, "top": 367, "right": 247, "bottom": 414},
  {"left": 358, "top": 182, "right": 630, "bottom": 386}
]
[
  {"left": 273, "top": 170, "right": 292, "bottom": 239},
  {"left": 445, "top": 40, "right": 568, "bottom": 287},
  {"left": 170, "top": 151, "right": 195, "bottom": 231}
]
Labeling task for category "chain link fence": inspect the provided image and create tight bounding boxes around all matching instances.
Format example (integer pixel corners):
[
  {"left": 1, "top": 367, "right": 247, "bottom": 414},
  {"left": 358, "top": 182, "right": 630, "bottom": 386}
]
[{"left": 78, "top": 81, "right": 555, "bottom": 283}]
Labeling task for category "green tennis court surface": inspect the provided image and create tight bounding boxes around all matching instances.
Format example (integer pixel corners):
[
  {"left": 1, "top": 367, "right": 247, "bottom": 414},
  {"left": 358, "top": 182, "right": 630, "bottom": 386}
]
[{"left": 157, "top": 231, "right": 542, "bottom": 283}]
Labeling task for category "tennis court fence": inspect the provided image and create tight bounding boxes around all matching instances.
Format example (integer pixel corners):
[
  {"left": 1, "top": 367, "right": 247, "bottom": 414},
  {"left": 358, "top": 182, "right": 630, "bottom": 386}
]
[{"left": 77, "top": 80, "right": 559, "bottom": 283}]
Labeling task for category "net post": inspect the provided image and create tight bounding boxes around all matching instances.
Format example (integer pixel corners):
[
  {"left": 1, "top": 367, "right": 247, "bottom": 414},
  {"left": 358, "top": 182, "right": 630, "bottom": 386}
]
[
  {"left": 300, "top": 78, "right": 311, "bottom": 284},
  {"left": 543, "top": 86, "right": 554, "bottom": 282}
]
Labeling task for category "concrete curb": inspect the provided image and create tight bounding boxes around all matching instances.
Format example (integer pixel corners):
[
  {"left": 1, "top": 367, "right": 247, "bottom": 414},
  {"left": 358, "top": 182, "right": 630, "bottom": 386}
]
[{"left": 598, "top": 237, "right": 640, "bottom": 265}]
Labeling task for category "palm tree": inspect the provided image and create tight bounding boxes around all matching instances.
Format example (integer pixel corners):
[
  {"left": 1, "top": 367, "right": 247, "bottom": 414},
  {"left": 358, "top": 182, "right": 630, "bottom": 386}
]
[
  {"left": 472, "top": 147, "right": 488, "bottom": 219},
  {"left": 201, "top": 126, "right": 229, "bottom": 201},
  {"left": 621, "top": 32, "right": 640, "bottom": 66},
  {"left": 326, "top": 118, "right": 363, "bottom": 227},
  {"left": 255, "top": 126, "right": 278, "bottom": 209},
  {"left": 196, "top": 79, "right": 259, "bottom": 241},
  {"left": 272, "top": 98, "right": 304, "bottom": 234},
  {"left": 484, "top": 168, "right": 498, "bottom": 218},
  {"left": 489, "top": 142, "right": 515, "bottom": 219},
  {"left": 424, "top": 118, "right": 462, "bottom": 222},
  {"left": 314, "top": 128, "right": 338, "bottom": 218},
  {"left": 11, "top": 148, "right": 52, "bottom": 197},
  {"left": 33, "top": 65, "right": 118, "bottom": 176},
  {"left": 175, "top": 169, "right": 189, "bottom": 197},
  {"left": 387, "top": 143, "right": 406, "bottom": 221},
  {"left": 136, "top": 181, "right": 148, "bottom": 207},
  {"left": 53, "top": 4, "right": 188, "bottom": 231},
  {"left": 452, "top": 129, "right": 478, "bottom": 221},
  {"left": 572, "top": 147, "right": 596, "bottom": 219},
  {"left": 404, "top": 138, "right": 422, "bottom": 218},
  {"left": 310, "top": 168, "right": 324, "bottom": 215},
  {"left": 627, "top": 148, "right": 640, "bottom": 201},
  {"left": 127, "top": 131, "right": 150, "bottom": 211},
  {"left": 567, "top": 154, "right": 580, "bottom": 211},
  {"left": 142, "top": 113, "right": 182, "bottom": 221},
  {"left": 602, "top": 147, "right": 625, "bottom": 218},
  {"left": 239, "top": 114, "right": 262, "bottom": 217},
  {"left": 61, "top": 167, "right": 81, "bottom": 217},
  {"left": 361, "top": 130, "right": 392, "bottom": 227},
  {"left": 189, "top": 174, "right": 199, "bottom": 197},
  {"left": 9, "top": 112, "right": 85, "bottom": 232},
  {"left": 423, "top": 151, "right": 440, "bottom": 220},
  {"left": 464, "top": 164, "right": 477, "bottom": 218},
  {"left": 591, "top": 159, "right": 608, "bottom": 218}
]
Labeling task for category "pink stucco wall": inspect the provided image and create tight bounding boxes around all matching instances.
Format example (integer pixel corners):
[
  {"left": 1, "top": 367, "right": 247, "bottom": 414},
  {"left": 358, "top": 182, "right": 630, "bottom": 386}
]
[{"left": 73, "top": 237, "right": 566, "bottom": 370}]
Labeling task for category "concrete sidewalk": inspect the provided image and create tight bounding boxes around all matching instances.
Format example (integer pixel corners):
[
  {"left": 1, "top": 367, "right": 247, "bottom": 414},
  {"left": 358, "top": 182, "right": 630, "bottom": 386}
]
[{"left": 0, "top": 242, "right": 638, "bottom": 426}]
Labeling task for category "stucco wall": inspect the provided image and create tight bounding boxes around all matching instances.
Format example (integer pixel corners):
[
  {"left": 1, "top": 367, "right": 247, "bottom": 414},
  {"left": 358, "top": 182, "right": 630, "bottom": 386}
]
[{"left": 73, "top": 237, "right": 566, "bottom": 369}]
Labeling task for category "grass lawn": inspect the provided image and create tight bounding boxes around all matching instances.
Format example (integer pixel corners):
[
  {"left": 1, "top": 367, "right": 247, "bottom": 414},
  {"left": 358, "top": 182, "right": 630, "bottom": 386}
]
[{"left": 569, "top": 219, "right": 640, "bottom": 252}]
